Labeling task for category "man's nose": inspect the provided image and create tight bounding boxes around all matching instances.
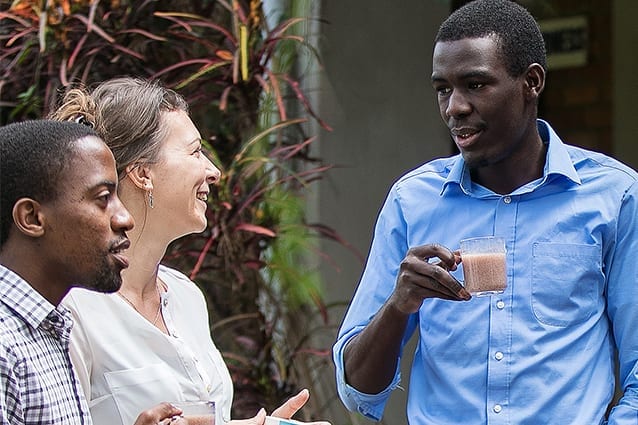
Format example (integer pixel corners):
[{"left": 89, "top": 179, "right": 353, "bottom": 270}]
[
  {"left": 112, "top": 197, "right": 135, "bottom": 232},
  {"left": 446, "top": 90, "right": 472, "bottom": 118}
]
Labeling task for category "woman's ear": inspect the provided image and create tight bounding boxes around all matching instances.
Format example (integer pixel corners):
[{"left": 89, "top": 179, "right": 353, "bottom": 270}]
[
  {"left": 124, "top": 162, "right": 154, "bottom": 191},
  {"left": 524, "top": 63, "right": 546, "bottom": 101},
  {"left": 12, "top": 198, "right": 45, "bottom": 238}
]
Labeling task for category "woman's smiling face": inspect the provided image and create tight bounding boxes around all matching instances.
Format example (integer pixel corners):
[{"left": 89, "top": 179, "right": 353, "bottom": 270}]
[{"left": 151, "top": 110, "right": 221, "bottom": 238}]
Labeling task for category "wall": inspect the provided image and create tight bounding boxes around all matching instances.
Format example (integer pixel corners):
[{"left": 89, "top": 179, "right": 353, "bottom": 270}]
[
  {"left": 613, "top": 0, "right": 638, "bottom": 168},
  {"left": 314, "top": 1, "right": 450, "bottom": 424},
  {"left": 534, "top": 0, "right": 614, "bottom": 154}
]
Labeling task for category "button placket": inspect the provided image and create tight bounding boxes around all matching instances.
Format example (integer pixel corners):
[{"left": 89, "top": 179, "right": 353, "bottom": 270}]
[{"left": 490, "top": 194, "right": 514, "bottom": 420}]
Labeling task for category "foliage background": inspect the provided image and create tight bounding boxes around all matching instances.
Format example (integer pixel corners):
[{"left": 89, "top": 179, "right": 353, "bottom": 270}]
[{"left": 0, "top": 0, "right": 356, "bottom": 420}]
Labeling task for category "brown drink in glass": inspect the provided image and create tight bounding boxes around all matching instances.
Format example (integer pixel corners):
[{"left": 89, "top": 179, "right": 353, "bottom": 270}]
[
  {"left": 171, "top": 401, "right": 215, "bottom": 425},
  {"left": 460, "top": 236, "right": 507, "bottom": 297}
]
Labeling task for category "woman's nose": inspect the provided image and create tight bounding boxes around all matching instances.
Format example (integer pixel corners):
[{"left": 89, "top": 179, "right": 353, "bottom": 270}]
[{"left": 204, "top": 156, "right": 222, "bottom": 185}]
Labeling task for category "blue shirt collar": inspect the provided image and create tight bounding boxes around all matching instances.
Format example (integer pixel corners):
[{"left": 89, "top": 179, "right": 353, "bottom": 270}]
[{"left": 442, "top": 119, "right": 581, "bottom": 195}]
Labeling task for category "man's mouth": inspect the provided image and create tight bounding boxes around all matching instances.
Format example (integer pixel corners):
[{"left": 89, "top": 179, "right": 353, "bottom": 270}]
[
  {"left": 451, "top": 127, "right": 482, "bottom": 148},
  {"left": 109, "top": 239, "right": 130, "bottom": 268}
]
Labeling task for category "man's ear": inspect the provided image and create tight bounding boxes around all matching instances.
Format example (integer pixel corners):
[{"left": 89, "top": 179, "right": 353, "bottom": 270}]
[
  {"left": 12, "top": 198, "right": 45, "bottom": 238},
  {"left": 124, "top": 162, "right": 154, "bottom": 191},
  {"left": 524, "top": 63, "right": 546, "bottom": 102}
]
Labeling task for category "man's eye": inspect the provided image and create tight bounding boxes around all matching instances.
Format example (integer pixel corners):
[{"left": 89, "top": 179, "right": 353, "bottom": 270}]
[
  {"left": 469, "top": 82, "right": 484, "bottom": 89},
  {"left": 436, "top": 87, "right": 451, "bottom": 95},
  {"left": 97, "top": 192, "right": 111, "bottom": 204}
]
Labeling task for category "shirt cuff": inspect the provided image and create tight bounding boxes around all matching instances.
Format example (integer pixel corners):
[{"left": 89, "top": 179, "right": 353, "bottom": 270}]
[{"left": 333, "top": 328, "right": 402, "bottom": 421}]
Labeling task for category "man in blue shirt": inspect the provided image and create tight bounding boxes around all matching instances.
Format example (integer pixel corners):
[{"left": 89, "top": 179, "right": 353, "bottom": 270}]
[{"left": 333, "top": 0, "right": 638, "bottom": 423}]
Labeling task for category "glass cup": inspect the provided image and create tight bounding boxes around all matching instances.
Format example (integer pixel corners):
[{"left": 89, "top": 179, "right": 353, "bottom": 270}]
[
  {"left": 459, "top": 236, "right": 507, "bottom": 297},
  {"left": 171, "top": 401, "right": 215, "bottom": 425}
]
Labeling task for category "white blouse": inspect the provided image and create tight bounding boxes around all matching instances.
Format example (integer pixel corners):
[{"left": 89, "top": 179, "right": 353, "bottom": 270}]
[{"left": 62, "top": 265, "right": 233, "bottom": 425}]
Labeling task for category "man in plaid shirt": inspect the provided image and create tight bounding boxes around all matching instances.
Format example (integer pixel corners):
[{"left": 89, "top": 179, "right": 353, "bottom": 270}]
[{"left": 0, "top": 120, "right": 184, "bottom": 425}]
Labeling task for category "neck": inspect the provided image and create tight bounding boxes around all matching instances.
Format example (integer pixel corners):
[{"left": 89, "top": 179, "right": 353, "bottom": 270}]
[
  {"left": 119, "top": 238, "right": 165, "bottom": 296},
  {"left": 472, "top": 124, "right": 546, "bottom": 195},
  {"left": 114, "top": 223, "right": 168, "bottom": 331},
  {"left": 118, "top": 196, "right": 171, "bottom": 295},
  {"left": 0, "top": 244, "right": 68, "bottom": 306},
  {"left": 117, "top": 184, "right": 176, "bottom": 300}
]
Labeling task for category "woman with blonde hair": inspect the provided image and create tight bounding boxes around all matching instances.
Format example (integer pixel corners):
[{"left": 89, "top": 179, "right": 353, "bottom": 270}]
[{"left": 51, "top": 77, "right": 328, "bottom": 425}]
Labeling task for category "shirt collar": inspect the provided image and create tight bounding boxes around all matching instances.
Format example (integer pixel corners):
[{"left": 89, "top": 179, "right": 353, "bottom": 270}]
[
  {"left": 442, "top": 119, "right": 581, "bottom": 195},
  {"left": 0, "top": 264, "right": 71, "bottom": 337}
]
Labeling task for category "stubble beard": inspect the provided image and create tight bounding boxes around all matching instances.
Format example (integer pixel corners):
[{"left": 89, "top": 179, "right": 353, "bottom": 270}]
[{"left": 87, "top": 256, "right": 123, "bottom": 293}]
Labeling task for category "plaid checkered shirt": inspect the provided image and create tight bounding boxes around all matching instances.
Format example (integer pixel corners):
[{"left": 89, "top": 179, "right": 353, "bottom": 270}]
[{"left": 0, "top": 265, "right": 91, "bottom": 424}]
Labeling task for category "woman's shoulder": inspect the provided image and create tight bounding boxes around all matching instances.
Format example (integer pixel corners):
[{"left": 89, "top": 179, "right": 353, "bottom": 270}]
[
  {"left": 61, "top": 287, "right": 117, "bottom": 321},
  {"left": 63, "top": 287, "right": 112, "bottom": 305}
]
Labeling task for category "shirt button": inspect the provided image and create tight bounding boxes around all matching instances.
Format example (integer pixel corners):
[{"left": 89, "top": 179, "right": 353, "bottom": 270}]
[
  {"left": 496, "top": 300, "right": 505, "bottom": 309},
  {"left": 503, "top": 196, "right": 512, "bottom": 204},
  {"left": 493, "top": 404, "right": 503, "bottom": 413},
  {"left": 495, "top": 351, "right": 504, "bottom": 361},
  {"left": 163, "top": 298, "right": 169, "bottom": 307}
]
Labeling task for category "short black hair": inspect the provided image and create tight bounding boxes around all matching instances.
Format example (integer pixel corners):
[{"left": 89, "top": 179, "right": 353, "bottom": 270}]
[
  {"left": 0, "top": 120, "right": 98, "bottom": 248},
  {"left": 435, "top": 0, "right": 546, "bottom": 77}
]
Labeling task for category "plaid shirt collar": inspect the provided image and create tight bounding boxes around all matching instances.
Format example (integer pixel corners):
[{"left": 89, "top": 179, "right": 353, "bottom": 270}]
[{"left": 0, "top": 264, "right": 73, "bottom": 341}]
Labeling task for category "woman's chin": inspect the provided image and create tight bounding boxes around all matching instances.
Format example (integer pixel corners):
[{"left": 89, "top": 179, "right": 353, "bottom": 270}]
[{"left": 194, "top": 217, "right": 208, "bottom": 233}]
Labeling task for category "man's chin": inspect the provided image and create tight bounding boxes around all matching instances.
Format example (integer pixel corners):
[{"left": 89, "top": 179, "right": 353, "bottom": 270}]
[
  {"left": 461, "top": 152, "right": 492, "bottom": 170},
  {"left": 88, "top": 268, "right": 123, "bottom": 293}
]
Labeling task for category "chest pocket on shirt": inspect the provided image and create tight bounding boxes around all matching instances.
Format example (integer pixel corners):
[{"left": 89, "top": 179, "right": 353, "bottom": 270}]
[
  {"left": 531, "top": 242, "right": 602, "bottom": 327},
  {"left": 102, "top": 364, "right": 180, "bottom": 425}
]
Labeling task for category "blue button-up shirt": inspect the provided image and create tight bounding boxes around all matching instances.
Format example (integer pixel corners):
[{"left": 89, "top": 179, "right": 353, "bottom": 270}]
[{"left": 333, "top": 121, "right": 638, "bottom": 424}]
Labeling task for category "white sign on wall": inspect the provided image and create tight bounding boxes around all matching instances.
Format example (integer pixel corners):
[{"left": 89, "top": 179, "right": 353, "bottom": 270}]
[{"left": 539, "top": 16, "right": 588, "bottom": 69}]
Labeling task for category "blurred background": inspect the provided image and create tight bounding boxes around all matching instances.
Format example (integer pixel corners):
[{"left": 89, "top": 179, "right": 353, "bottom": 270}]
[{"left": 1, "top": 0, "right": 636, "bottom": 424}]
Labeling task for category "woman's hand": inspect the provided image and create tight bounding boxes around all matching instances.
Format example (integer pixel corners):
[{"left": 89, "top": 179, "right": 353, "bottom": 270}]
[
  {"left": 270, "top": 388, "right": 310, "bottom": 418},
  {"left": 224, "top": 389, "right": 331, "bottom": 425},
  {"left": 224, "top": 408, "right": 267, "bottom": 424},
  {"left": 270, "top": 389, "right": 331, "bottom": 425}
]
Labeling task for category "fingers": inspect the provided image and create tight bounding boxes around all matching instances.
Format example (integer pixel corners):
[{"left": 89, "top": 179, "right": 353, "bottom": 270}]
[
  {"left": 262, "top": 418, "right": 331, "bottom": 425},
  {"left": 270, "top": 389, "right": 309, "bottom": 419},
  {"left": 394, "top": 244, "right": 471, "bottom": 307},
  {"left": 398, "top": 266, "right": 466, "bottom": 301},
  {"left": 159, "top": 417, "right": 188, "bottom": 425},
  {"left": 409, "top": 243, "right": 459, "bottom": 270},
  {"left": 133, "top": 402, "right": 183, "bottom": 425},
  {"left": 226, "top": 408, "right": 267, "bottom": 425}
]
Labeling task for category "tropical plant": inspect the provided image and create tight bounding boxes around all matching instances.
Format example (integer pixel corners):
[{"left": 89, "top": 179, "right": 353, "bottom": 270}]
[{"left": 0, "top": 0, "right": 357, "bottom": 419}]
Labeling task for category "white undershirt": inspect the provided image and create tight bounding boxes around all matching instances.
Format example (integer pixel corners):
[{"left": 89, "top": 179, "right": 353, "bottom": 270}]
[{"left": 62, "top": 265, "right": 233, "bottom": 425}]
